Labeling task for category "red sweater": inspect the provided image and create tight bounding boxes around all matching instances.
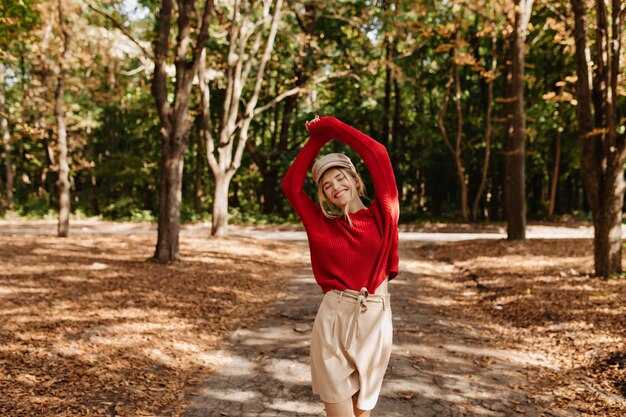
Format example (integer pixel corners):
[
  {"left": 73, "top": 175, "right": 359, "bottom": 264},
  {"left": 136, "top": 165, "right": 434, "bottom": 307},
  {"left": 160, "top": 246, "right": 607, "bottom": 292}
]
[{"left": 281, "top": 116, "right": 399, "bottom": 294}]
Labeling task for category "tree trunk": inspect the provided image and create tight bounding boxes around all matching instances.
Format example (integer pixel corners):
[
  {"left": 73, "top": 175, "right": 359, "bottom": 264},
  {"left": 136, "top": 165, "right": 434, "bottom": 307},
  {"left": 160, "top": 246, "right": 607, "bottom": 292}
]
[
  {"left": 593, "top": 178, "right": 624, "bottom": 276},
  {"left": 55, "top": 0, "right": 71, "bottom": 238},
  {"left": 392, "top": 76, "right": 403, "bottom": 202},
  {"left": 86, "top": 127, "right": 99, "bottom": 214},
  {"left": 453, "top": 54, "right": 468, "bottom": 221},
  {"left": 154, "top": 141, "right": 185, "bottom": 261},
  {"left": 151, "top": 0, "right": 213, "bottom": 262},
  {"left": 194, "top": 119, "right": 204, "bottom": 214},
  {"left": 261, "top": 171, "right": 278, "bottom": 214},
  {"left": 504, "top": 0, "right": 533, "bottom": 240},
  {"left": 381, "top": 36, "right": 391, "bottom": 148},
  {"left": 0, "top": 64, "right": 14, "bottom": 210},
  {"left": 471, "top": 33, "right": 496, "bottom": 221},
  {"left": 547, "top": 124, "right": 561, "bottom": 218},
  {"left": 438, "top": 53, "right": 468, "bottom": 222},
  {"left": 571, "top": 0, "right": 625, "bottom": 276},
  {"left": 212, "top": 171, "right": 235, "bottom": 236},
  {"left": 85, "top": 127, "right": 100, "bottom": 214},
  {"left": 260, "top": 93, "right": 298, "bottom": 214}
]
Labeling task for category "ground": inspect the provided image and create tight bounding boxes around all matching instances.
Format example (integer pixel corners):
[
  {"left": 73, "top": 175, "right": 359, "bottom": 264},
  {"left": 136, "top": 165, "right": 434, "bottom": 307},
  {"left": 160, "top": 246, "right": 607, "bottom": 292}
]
[{"left": 0, "top": 221, "right": 625, "bottom": 416}]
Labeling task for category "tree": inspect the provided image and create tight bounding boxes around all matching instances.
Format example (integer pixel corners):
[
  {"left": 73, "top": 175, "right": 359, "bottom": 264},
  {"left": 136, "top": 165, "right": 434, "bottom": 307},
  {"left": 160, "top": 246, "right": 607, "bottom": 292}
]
[
  {"left": 151, "top": 0, "right": 213, "bottom": 261},
  {"left": 437, "top": 41, "right": 469, "bottom": 221},
  {"left": 471, "top": 28, "right": 498, "bottom": 221},
  {"left": 571, "top": 0, "right": 625, "bottom": 276},
  {"left": 0, "top": 63, "right": 15, "bottom": 211},
  {"left": 504, "top": 0, "right": 534, "bottom": 240},
  {"left": 198, "top": 0, "right": 283, "bottom": 236},
  {"left": 54, "top": 0, "right": 72, "bottom": 237}
]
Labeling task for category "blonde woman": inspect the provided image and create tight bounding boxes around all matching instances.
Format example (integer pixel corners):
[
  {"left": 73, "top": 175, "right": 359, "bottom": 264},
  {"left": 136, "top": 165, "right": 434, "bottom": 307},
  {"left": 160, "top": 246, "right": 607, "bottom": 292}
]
[{"left": 281, "top": 115, "right": 399, "bottom": 417}]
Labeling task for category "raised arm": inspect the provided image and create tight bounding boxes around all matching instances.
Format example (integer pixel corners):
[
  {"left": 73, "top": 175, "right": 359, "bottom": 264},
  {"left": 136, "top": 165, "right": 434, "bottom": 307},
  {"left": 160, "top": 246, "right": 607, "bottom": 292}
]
[
  {"left": 281, "top": 133, "right": 332, "bottom": 223},
  {"left": 306, "top": 116, "right": 399, "bottom": 206}
]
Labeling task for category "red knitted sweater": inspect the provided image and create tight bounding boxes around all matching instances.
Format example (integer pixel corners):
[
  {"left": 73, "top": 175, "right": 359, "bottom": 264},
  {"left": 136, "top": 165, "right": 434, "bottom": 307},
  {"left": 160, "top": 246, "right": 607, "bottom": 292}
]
[{"left": 281, "top": 116, "right": 399, "bottom": 294}]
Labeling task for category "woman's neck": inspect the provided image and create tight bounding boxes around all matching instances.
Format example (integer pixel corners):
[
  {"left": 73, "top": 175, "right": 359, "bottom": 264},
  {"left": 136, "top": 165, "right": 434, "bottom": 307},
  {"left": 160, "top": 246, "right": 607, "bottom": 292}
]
[{"left": 344, "top": 198, "right": 367, "bottom": 214}]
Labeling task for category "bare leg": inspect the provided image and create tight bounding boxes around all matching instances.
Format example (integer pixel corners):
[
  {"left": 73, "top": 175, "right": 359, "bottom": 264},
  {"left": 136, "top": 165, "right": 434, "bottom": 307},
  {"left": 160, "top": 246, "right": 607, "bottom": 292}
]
[
  {"left": 324, "top": 398, "right": 355, "bottom": 417},
  {"left": 352, "top": 392, "right": 371, "bottom": 417}
]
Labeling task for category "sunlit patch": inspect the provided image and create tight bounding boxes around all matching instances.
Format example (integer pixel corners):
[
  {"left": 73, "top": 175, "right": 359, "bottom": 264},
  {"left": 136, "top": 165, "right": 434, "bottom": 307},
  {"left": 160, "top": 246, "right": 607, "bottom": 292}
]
[
  {"left": 268, "top": 399, "right": 323, "bottom": 414},
  {"left": 55, "top": 275, "right": 91, "bottom": 283},
  {"left": 15, "top": 373, "right": 38, "bottom": 386},
  {"left": 415, "top": 295, "right": 459, "bottom": 306},
  {"left": 55, "top": 343, "right": 86, "bottom": 358},
  {"left": 200, "top": 351, "right": 256, "bottom": 377},
  {"left": 143, "top": 347, "right": 177, "bottom": 366},
  {"left": 0, "top": 286, "right": 50, "bottom": 295},
  {"left": 106, "top": 321, "right": 194, "bottom": 333},
  {"left": 443, "top": 343, "right": 560, "bottom": 370},
  {"left": 205, "top": 388, "right": 260, "bottom": 402},
  {"left": 263, "top": 358, "right": 310, "bottom": 384},
  {"left": 382, "top": 377, "right": 443, "bottom": 398},
  {"left": 232, "top": 324, "right": 310, "bottom": 347},
  {"left": 87, "top": 262, "right": 109, "bottom": 270},
  {"left": 0, "top": 286, "right": 15, "bottom": 294},
  {"left": 171, "top": 340, "right": 200, "bottom": 353}
]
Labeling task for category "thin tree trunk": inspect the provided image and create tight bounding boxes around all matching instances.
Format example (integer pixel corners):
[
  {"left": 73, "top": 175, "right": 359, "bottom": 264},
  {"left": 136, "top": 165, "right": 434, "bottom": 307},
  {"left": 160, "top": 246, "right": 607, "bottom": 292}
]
[
  {"left": 392, "top": 76, "right": 402, "bottom": 202},
  {"left": 438, "top": 57, "right": 468, "bottom": 221},
  {"left": 505, "top": 0, "right": 533, "bottom": 240},
  {"left": 547, "top": 124, "right": 561, "bottom": 219},
  {"left": 194, "top": 131, "right": 204, "bottom": 214},
  {"left": 471, "top": 34, "right": 497, "bottom": 221},
  {"left": 453, "top": 52, "right": 468, "bottom": 221},
  {"left": 86, "top": 126, "right": 99, "bottom": 214},
  {"left": 0, "top": 64, "right": 14, "bottom": 210},
  {"left": 55, "top": 0, "right": 71, "bottom": 237},
  {"left": 192, "top": 114, "right": 204, "bottom": 214},
  {"left": 382, "top": 36, "right": 391, "bottom": 148}
]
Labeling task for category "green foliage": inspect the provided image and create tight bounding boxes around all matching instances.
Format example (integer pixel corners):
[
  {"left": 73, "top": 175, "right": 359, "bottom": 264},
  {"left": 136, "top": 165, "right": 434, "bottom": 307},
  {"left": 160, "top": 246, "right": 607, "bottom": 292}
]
[
  {"left": 18, "top": 193, "right": 55, "bottom": 219},
  {"left": 3, "top": 0, "right": 613, "bottom": 225}
]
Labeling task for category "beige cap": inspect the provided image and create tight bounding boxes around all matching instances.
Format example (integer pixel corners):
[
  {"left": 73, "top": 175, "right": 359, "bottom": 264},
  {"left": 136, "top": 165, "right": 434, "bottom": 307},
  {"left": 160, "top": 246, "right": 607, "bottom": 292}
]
[{"left": 311, "top": 153, "right": 356, "bottom": 184}]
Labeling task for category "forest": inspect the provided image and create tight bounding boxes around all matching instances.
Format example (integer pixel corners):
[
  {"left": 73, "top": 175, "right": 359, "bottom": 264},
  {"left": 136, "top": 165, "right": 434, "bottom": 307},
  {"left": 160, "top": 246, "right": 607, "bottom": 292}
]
[{"left": 1, "top": 0, "right": 622, "bottom": 225}]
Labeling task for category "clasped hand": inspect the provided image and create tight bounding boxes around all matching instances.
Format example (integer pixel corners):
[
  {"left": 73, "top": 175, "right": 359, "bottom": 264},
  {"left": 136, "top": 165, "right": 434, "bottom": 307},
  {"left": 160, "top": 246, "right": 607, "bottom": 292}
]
[{"left": 305, "top": 115, "right": 321, "bottom": 132}]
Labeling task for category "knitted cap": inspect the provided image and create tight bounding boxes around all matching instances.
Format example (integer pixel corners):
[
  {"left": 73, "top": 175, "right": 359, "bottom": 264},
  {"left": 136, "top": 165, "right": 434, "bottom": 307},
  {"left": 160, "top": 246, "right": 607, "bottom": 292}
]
[{"left": 311, "top": 153, "right": 356, "bottom": 184}]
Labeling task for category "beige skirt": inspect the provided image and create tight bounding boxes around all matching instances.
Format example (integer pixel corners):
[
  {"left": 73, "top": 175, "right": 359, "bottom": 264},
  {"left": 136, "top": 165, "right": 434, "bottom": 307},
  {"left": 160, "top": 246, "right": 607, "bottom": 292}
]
[{"left": 310, "top": 287, "right": 393, "bottom": 410}]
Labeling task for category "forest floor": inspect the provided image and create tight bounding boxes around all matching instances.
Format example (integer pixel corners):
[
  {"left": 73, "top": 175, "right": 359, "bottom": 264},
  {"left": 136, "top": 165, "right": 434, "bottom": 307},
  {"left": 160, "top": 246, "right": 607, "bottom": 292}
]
[{"left": 0, "top": 221, "right": 625, "bottom": 416}]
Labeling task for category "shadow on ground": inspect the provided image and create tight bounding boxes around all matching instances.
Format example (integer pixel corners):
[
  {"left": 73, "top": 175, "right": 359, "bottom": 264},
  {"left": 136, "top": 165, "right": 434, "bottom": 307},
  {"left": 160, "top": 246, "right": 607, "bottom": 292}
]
[{"left": 183, "top": 243, "right": 564, "bottom": 417}]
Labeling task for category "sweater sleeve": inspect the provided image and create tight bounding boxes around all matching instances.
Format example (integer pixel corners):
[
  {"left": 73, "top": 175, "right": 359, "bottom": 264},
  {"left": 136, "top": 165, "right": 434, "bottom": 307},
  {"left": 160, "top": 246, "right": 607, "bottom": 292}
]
[
  {"left": 307, "top": 116, "right": 399, "bottom": 218},
  {"left": 281, "top": 134, "right": 332, "bottom": 223}
]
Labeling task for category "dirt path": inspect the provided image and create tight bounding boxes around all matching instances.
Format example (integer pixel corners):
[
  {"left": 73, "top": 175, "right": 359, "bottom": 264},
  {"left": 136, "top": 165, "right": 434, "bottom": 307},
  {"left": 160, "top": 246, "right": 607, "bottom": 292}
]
[{"left": 182, "top": 243, "right": 559, "bottom": 417}]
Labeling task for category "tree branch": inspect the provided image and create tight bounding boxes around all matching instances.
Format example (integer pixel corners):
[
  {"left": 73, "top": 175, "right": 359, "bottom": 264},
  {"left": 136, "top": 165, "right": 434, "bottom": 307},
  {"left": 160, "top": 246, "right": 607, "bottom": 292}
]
[
  {"left": 250, "top": 69, "right": 353, "bottom": 118},
  {"left": 85, "top": 2, "right": 153, "bottom": 60}
]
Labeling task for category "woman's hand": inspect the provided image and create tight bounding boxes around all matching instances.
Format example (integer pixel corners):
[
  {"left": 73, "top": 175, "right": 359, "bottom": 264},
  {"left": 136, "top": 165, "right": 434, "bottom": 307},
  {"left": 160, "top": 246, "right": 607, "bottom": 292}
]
[{"left": 305, "top": 114, "right": 321, "bottom": 132}]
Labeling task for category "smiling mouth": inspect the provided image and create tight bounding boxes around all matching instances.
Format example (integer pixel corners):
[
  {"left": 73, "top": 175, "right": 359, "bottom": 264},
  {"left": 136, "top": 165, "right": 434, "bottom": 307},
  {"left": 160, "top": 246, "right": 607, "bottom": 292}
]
[{"left": 334, "top": 189, "right": 348, "bottom": 198}]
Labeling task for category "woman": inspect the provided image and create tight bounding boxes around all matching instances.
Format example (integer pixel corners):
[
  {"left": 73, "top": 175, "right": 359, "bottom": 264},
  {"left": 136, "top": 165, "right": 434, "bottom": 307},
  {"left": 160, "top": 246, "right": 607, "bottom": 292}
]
[{"left": 281, "top": 115, "right": 399, "bottom": 417}]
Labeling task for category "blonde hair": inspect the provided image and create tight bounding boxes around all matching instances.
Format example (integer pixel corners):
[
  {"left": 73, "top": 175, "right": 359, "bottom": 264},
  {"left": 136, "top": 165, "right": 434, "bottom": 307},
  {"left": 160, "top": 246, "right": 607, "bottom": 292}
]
[{"left": 316, "top": 167, "right": 367, "bottom": 226}]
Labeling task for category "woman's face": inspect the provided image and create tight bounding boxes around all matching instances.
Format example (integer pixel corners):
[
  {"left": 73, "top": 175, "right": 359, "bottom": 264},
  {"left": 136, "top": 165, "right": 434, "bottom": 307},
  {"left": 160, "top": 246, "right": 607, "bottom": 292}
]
[{"left": 320, "top": 168, "right": 354, "bottom": 209}]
